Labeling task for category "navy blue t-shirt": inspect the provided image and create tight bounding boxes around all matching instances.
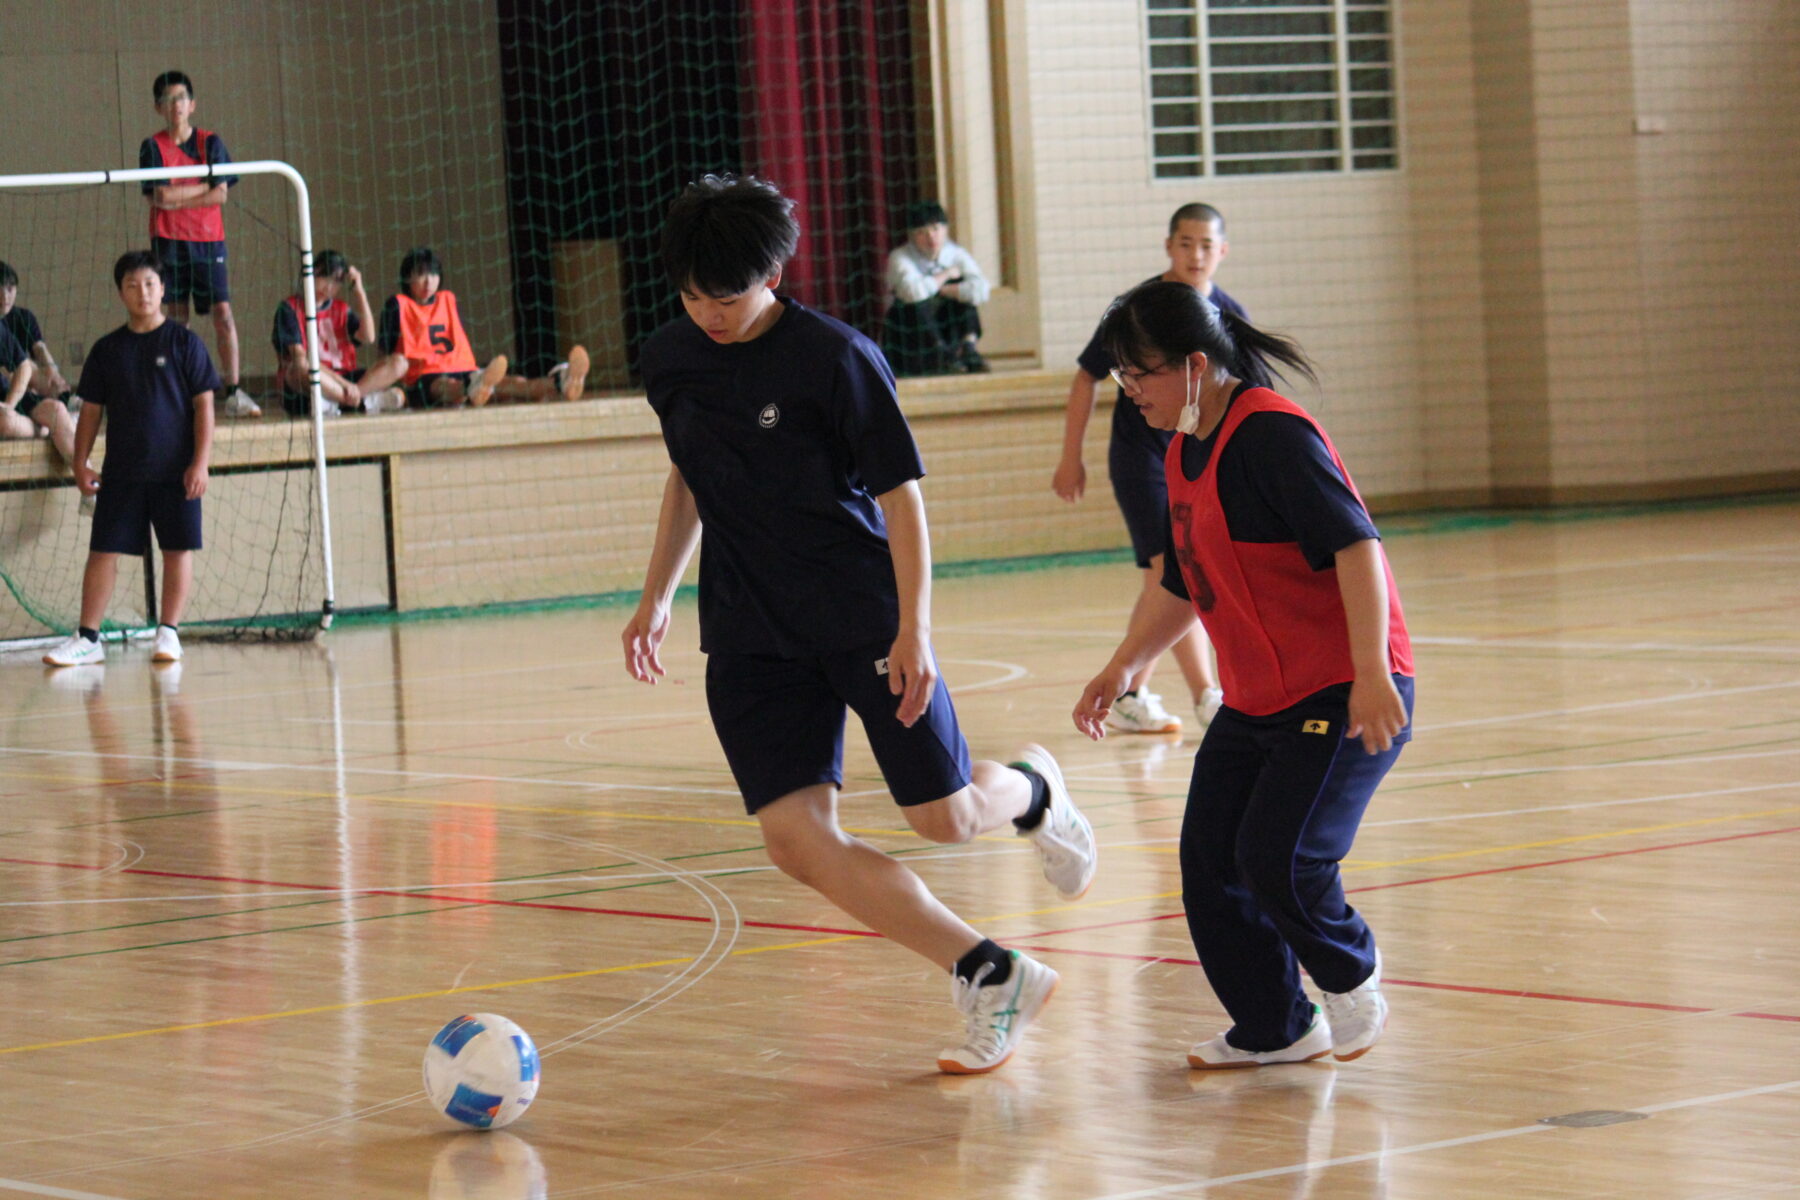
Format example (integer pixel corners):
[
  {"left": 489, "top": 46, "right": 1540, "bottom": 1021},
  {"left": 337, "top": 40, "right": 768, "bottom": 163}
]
[
  {"left": 138, "top": 130, "right": 239, "bottom": 192},
  {"left": 640, "top": 298, "right": 926, "bottom": 658},
  {"left": 0, "top": 322, "right": 24, "bottom": 373},
  {"left": 1161, "top": 382, "right": 1379, "bottom": 600},
  {"left": 77, "top": 322, "right": 221, "bottom": 482},
  {"left": 2, "top": 308, "right": 43, "bottom": 359},
  {"left": 1078, "top": 280, "right": 1246, "bottom": 455}
]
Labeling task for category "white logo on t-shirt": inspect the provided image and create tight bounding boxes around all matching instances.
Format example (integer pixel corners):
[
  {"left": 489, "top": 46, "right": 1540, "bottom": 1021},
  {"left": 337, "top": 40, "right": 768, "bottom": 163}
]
[
  {"left": 758, "top": 404, "right": 780, "bottom": 428},
  {"left": 155, "top": 356, "right": 168, "bottom": 368}
]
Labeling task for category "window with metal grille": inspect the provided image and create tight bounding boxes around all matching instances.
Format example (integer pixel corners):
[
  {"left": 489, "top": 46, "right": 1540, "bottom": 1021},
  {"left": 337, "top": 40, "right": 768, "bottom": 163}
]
[{"left": 1146, "top": 0, "right": 1398, "bottom": 178}]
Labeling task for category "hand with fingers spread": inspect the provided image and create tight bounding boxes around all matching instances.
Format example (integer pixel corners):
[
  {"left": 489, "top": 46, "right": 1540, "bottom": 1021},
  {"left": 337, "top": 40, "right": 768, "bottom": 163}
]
[
  {"left": 1073, "top": 659, "right": 1135, "bottom": 741},
  {"left": 887, "top": 626, "right": 936, "bottom": 727},
  {"left": 622, "top": 602, "right": 671, "bottom": 684}
]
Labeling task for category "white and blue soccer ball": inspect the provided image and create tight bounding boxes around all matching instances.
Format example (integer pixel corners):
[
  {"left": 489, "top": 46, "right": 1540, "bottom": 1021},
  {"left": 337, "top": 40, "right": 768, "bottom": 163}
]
[{"left": 423, "top": 1012, "right": 541, "bottom": 1130}]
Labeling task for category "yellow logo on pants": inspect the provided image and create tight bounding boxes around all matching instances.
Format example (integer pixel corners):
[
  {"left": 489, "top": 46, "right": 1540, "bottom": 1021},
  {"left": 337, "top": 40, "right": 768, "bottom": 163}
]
[{"left": 1302, "top": 719, "right": 1331, "bottom": 735}]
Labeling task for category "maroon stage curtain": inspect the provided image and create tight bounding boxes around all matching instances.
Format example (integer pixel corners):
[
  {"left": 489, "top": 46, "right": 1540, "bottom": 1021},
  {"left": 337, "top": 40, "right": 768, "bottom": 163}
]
[{"left": 741, "top": 0, "right": 924, "bottom": 337}]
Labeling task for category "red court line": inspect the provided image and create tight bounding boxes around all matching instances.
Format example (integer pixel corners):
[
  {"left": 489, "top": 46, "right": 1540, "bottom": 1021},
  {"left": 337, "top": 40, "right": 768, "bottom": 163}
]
[
  {"left": 0, "top": 856, "right": 875, "bottom": 939},
  {"left": 1025, "top": 823, "right": 1800, "bottom": 941},
  {"left": 1002, "top": 943, "right": 1797, "bottom": 1024}
]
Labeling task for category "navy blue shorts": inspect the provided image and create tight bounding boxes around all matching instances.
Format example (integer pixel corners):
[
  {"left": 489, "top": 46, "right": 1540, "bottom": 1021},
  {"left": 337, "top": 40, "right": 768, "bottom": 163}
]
[
  {"left": 705, "top": 642, "right": 974, "bottom": 814},
  {"left": 408, "top": 371, "right": 473, "bottom": 409},
  {"left": 90, "top": 479, "right": 203, "bottom": 554},
  {"left": 1108, "top": 397, "right": 1174, "bottom": 569},
  {"left": 14, "top": 392, "right": 68, "bottom": 420},
  {"left": 152, "top": 238, "right": 230, "bottom": 313}
]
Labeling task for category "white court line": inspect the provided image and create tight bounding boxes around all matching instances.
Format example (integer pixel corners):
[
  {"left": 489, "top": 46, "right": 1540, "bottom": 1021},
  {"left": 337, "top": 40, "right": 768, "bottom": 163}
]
[
  {"left": 1363, "top": 779, "right": 1800, "bottom": 828},
  {"left": 1412, "top": 634, "right": 1800, "bottom": 657},
  {"left": 1389, "top": 746, "right": 1800, "bottom": 780},
  {"left": 1427, "top": 678, "right": 1800, "bottom": 731},
  {"left": 0, "top": 744, "right": 742, "bottom": 798},
  {"left": 0, "top": 1180, "right": 133, "bottom": 1200},
  {"left": 1083, "top": 1078, "right": 1800, "bottom": 1200}
]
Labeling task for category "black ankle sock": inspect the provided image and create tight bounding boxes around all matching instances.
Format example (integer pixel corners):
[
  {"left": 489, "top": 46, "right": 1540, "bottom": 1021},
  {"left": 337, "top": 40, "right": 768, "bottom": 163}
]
[
  {"left": 953, "top": 938, "right": 1012, "bottom": 987},
  {"left": 77, "top": 627, "right": 98, "bottom": 643},
  {"left": 1010, "top": 765, "right": 1050, "bottom": 831}
]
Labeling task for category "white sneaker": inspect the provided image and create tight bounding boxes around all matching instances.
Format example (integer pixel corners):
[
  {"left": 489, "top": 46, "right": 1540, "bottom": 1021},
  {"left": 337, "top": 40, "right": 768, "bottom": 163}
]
[
  {"left": 360, "top": 386, "right": 405, "bottom": 414},
  {"left": 1321, "top": 950, "right": 1387, "bottom": 1062},
  {"left": 937, "top": 951, "right": 1059, "bottom": 1075},
  {"left": 1012, "top": 743, "right": 1098, "bottom": 900},
  {"left": 1195, "top": 687, "right": 1224, "bottom": 727},
  {"left": 1106, "top": 689, "right": 1182, "bottom": 734},
  {"left": 556, "top": 345, "right": 590, "bottom": 401},
  {"left": 1188, "top": 1005, "right": 1333, "bottom": 1069},
  {"left": 152, "top": 625, "right": 183, "bottom": 662},
  {"left": 218, "top": 387, "right": 262, "bottom": 418},
  {"left": 44, "top": 634, "right": 105, "bottom": 667}
]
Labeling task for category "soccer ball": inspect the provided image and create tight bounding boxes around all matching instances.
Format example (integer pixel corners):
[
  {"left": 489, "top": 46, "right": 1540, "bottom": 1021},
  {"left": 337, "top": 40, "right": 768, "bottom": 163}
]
[{"left": 423, "top": 1013, "right": 541, "bottom": 1130}]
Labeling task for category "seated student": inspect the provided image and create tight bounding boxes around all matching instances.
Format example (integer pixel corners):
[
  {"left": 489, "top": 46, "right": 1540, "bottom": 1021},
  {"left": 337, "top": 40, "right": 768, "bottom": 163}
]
[
  {"left": 0, "top": 318, "right": 77, "bottom": 467},
  {"left": 272, "top": 250, "right": 406, "bottom": 417},
  {"left": 881, "top": 201, "right": 991, "bottom": 376},
  {"left": 374, "top": 246, "right": 587, "bottom": 408},
  {"left": 0, "top": 261, "right": 76, "bottom": 407}
]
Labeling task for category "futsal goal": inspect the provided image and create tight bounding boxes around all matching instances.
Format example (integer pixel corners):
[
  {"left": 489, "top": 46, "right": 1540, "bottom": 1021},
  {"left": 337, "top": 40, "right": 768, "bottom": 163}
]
[{"left": 0, "top": 161, "right": 337, "bottom": 648}]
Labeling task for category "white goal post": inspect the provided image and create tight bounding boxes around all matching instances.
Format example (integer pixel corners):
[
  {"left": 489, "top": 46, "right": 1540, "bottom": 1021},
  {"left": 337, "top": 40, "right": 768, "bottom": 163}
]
[{"left": 0, "top": 159, "right": 337, "bottom": 630}]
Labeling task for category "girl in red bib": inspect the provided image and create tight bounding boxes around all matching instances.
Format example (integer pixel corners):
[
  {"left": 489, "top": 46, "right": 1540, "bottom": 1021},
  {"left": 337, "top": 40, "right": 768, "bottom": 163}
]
[{"left": 1074, "top": 280, "right": 1414, "bottom": 1070}]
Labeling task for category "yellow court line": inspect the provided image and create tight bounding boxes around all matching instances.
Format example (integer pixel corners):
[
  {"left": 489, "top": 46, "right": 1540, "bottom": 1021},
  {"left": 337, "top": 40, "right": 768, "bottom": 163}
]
[{"left": 0, "top": 933, "right": 864, "bottom": 1058}]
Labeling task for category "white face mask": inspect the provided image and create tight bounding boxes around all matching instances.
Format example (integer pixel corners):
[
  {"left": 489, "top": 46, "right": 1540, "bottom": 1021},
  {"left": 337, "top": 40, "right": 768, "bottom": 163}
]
[{"left": 1176, "top": 357, "right": 1201, "bottom": 436}]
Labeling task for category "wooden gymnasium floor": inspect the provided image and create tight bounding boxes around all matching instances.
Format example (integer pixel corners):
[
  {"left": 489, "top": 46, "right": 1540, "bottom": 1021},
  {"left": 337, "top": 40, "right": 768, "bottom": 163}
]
[{"left": 2, "top": 497, "right": 1797, "bottom": 1200}]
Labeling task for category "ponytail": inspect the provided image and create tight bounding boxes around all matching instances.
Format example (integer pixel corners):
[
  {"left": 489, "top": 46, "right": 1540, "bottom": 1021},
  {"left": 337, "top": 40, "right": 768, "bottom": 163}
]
[{"left": 1100, "top": 280, "right": 1315, "bottom": 390}]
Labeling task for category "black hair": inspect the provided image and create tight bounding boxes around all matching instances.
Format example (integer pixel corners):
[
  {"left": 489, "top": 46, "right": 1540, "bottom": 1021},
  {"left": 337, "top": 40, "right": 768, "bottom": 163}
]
[
  {"left": 1100, "top": 280, "right": 1314, "bottom": 390},
  {"left": 1168, "top": 203, "right": 1226, "bottom": 236},
  {"left": 398, "top": 246, "right": 443, "bottom": 286},
  {"left": 661, "top": 173, "right": 799, "bottom": 297},
  {"left": 0, "top": 261, "right": 16, "bottom": 290},
  {"left": 316, "top": 250, "right": 349, "bottom": 281},
  {"left": 903, "top": 200, "right": 950, "bottom": 231},
  {"left": 113, "top": 249, "right": 164, "bottom": 289},
  {"left": 153, "top": 71, "right": 194, "bottom": 104}
]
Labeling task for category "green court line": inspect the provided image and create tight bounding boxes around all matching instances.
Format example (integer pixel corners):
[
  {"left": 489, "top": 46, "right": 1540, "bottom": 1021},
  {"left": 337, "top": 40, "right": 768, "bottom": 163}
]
[{"left": 313, "top": 491, "right": 1798, "bottom": 631}]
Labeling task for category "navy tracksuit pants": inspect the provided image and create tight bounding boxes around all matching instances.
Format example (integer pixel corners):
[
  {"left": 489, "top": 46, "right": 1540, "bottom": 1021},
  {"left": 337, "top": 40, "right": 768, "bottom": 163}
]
[{"left": 1179, "top": 680, "right": 1412, "bottom": 1051}]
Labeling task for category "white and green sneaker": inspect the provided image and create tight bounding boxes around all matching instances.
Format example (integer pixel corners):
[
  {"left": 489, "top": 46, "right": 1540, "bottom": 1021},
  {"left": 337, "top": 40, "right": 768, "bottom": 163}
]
[
  {"left": 937, "top": 951, "right": 1059, "bottom": 1075},
  {"left": 43, "top": 634, "right": 105, "bottom": 667}
]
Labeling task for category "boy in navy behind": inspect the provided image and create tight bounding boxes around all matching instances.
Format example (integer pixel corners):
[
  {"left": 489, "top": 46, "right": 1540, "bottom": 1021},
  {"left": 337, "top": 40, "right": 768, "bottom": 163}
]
[
  {"left": 140, "top": 70, "right": 258, "bottom": 418},
  {"left": 622, "top": 174, "right": 1097, "bottom": 1074},
  {"left": 44, "top": 251, "right": 218, "bottom": 668}
]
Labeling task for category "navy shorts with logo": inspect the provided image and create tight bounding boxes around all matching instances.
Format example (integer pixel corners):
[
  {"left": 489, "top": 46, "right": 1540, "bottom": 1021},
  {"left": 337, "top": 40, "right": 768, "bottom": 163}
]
[
  {"left": 705, "top": 641, "right": 974, "bottom": 814},
  {"left": 152, "top": 238, "right": 230, "bottom": 314},
  {"left": 89, "top": 479, "right": 203, "bottom": 555}
]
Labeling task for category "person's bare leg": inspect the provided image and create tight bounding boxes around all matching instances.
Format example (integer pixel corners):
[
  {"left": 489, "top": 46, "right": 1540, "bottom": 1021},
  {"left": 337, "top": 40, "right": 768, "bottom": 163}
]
[
  {"left": 34, "top": 402, "right": 76, "bottom": 463},
  {"left": 211, "top": 301, "right": 240, "bottom": 388},
  {"left": 758, "top": 784, "right": 985, "bottom": 969},
  {"left": 903, "top": 760, "right": 1032, "bottom": 845},
  {"left": 159, "top": 550, "right": 194, "bottom": 626},
  {"left": 165, "top": 299, "right": 191, "bottom": 326},
  {"left": 0, "top": 408, "right": 34, "bottom": 442},
  {"left": 357, "top": 354, "right": 409, "bottom": 393},
  {"left": 79, "top": 552, "right": 120, "bottom": 629}
]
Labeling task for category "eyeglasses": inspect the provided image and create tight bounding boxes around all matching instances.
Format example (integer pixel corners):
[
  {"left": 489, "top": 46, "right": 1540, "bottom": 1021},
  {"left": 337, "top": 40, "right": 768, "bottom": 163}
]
[{"left": 1109, "top": 366, "right": 1151, "bottom": 395}]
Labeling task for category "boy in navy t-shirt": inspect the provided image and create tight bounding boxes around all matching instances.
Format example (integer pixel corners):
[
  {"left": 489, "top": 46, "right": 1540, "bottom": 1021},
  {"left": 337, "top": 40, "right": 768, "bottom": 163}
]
[
  {"left": 43, "top": 250, "right": 219, "bottom": 669},
  {"left": 621, "top": 174, "right": 1097, "bottom": 1075}
]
